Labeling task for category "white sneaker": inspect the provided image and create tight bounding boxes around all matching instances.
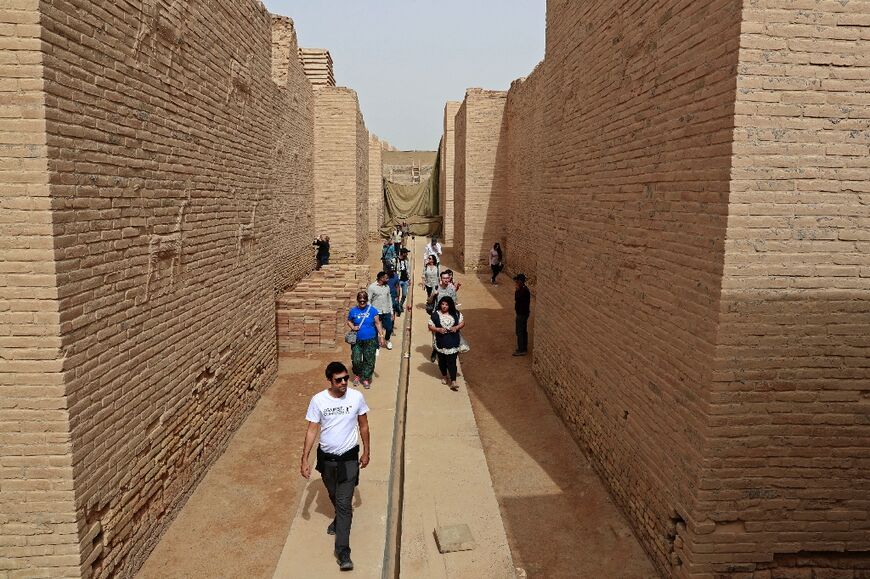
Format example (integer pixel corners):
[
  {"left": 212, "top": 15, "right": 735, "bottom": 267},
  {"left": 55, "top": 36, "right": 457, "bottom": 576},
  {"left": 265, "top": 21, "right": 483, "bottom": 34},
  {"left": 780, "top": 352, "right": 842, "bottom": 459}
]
[{"left": 386, "top": 341, "right": 393, "bottom": 350}]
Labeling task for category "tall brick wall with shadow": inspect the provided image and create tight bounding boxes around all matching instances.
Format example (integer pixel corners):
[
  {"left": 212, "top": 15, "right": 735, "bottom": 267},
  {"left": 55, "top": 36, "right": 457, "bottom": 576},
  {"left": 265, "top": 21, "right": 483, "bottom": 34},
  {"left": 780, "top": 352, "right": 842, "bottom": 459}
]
[
  {"left": 0, "top": 2, "right": 327, "bottom": 576},
  {"left": 691, "top": 3, "right": 870, "bottom": 575},
  {"left": 447, "top": 0, "right": 870, "bottom": 576},
  {"left": 313, "top": 86, "right": 369, "bottom": 262},
  {"left": 452, "top": 89, "right": 508, "bottom": 272},
  {"left": 533, "top": 1, "right": 741, "bottom": 574},
  {"left": 271, "top": 16, "right": 315, "bottom": 292},
  {"left": 503, "top": 64, "right": 545, "bottom": 284}
]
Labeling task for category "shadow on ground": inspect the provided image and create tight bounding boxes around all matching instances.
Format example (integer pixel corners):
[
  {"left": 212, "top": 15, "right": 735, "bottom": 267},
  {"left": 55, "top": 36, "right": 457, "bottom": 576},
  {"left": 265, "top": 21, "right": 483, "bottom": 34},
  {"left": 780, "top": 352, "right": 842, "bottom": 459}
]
[{"left": 434, "top": 246, "right": 657, "bottom": 579}]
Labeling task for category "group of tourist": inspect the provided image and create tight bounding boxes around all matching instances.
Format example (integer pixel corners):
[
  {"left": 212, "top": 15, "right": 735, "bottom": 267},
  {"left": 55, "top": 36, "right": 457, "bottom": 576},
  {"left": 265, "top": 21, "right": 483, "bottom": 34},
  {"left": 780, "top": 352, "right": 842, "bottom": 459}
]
[
  {"left": 426, "top": 268, "right": 464, "bottom": 390},
  {"left": 301, "top": 236, "right": 530, "bottom": 571}
]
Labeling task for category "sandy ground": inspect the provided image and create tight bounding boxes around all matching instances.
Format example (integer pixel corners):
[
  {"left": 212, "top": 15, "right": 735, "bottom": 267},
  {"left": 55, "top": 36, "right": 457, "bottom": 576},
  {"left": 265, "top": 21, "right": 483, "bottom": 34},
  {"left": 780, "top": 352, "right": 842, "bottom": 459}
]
[
  {"left": 136, "top": 352, "right": 337, "bottom": 579},
  {"left": 445, "top": 246, "right": 658, "bottom": 579}
]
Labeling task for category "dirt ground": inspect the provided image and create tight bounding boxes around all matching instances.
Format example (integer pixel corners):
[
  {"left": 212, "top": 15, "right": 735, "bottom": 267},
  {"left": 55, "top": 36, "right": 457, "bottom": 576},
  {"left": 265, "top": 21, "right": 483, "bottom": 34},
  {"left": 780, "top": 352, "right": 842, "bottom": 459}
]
[
  {"left": 445, "top": 246, "right": 658, "bottom": 579},
  {"left": 136, "top": 352, "right": 338, "bottom": 579}
]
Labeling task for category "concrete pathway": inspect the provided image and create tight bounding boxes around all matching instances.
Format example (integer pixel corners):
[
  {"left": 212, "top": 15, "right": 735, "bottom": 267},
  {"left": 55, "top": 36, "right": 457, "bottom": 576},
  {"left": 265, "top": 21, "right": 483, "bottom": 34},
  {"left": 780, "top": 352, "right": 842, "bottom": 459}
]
[
  {"left": 399, "top": 237, "right": 516, "bottom": 577},
  {"left": 271, "top": 244, "right": 406, "bottom": 578}
]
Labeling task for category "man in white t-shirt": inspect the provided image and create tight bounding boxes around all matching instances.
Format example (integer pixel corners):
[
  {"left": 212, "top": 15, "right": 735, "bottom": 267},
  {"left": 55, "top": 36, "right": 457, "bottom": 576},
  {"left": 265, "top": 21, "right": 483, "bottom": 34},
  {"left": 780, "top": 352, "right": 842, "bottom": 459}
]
[{"left": 301, "top": 361, "right": 370, "bottom": 571}]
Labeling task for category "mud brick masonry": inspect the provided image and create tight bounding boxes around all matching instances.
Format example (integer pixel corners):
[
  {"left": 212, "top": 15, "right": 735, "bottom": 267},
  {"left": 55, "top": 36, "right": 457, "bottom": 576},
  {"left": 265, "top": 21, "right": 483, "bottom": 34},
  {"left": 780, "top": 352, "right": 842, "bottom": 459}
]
[
  {"left": 0, "top": 1, "right": 373, "bottom": 576},
  {"left": 312, "top": 86, "right": 369, "bottom": 263},
  {"left": 446, "top": 0, "right": 870, "bottom": 576},
  {"left": 2, "top": 0, "right": 869, "bottom": 577},
  {"left": 439, "top": 101, "right": 460, "bottom": 245},
  {"left": 275, "top": 264, "right": 370, "bottom": 353}
]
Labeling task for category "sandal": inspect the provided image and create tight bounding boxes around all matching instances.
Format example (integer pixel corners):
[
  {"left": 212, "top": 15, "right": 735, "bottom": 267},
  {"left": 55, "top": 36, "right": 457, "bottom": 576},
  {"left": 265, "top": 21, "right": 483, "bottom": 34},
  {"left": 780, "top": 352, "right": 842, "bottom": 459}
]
[
  {"left": 441, "top": 377, "right": 448, "bottom": 385},
  {"left": 449, "top": 383, "right": 459, "bottom": 391},
  {"left": 353, "top": 376, "right": 360, "bottom": 387},
  {"left": 362, "top": 380, "right": 371, "bottom": 389}
]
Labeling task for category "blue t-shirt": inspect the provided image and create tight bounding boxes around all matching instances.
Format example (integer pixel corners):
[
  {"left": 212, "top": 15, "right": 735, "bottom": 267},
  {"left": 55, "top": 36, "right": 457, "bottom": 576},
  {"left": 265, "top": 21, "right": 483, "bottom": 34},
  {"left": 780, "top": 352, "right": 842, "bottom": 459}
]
[
  {"left": 348, "top": 305, "right": 377, "bottom": 341},
  {"left": 387, "top": 276, "right": 400, "bottom": 297}
]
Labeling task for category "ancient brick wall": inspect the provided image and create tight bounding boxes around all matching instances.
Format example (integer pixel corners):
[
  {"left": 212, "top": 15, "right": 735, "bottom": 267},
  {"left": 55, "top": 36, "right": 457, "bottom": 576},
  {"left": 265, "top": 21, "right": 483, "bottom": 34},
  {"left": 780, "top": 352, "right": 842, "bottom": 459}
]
[
  {"left": 531, "top": 0, "right": 742, "bottom": 574},
  {"left": 453, "top": 100, "right": 467, "bottom": 265},
  {"left": 313, "top": 86, "right": 369, "bottom": 263},
  {"left": 271, "top": 16, "right": 315, "bottom": 292},
  {"left": 449, "top": 0, "right": 870, "bottom": 576},
  {"left": 355, "top": 109, "right": 369, "bottom": 261},
  {"left": 689, "top": 3, "right": 870, "bottom": 575},
  {"left": 439, "top": 101, "right": 460, "bottom": 244},
  {"left": 368, "top": 134, "right": 383, "bottom": 237},
  {"left": 502, "top": 66, "right": 544, "bottom": 283},
  {"left": 0, "top": 5, "right": 81, "bottom": 576},
  {"left": 1, "top": 2, "right": 320, "bottom": 577},
  {"left": 451, "top": 89, "right": 508, "bottom": 271}
]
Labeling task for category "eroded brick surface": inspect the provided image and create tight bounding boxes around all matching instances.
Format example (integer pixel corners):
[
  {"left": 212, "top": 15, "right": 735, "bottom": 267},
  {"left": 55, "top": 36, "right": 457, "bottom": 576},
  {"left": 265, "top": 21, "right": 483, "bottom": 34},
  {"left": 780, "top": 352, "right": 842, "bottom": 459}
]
[
  {"left": 453, "top": 89, "right": 508, "bottom": 271},
  {"left": 313, "top": 87, "right": 369, "bottom": 263},
  {"left": 0, "top": 2, "right": 360, "bottom": 576},
  {"left": 276, "top": 265, "right": 370, "bottom": 353},
  {"left": 368, "top": 134, "right": 384, "bottom": 237},
  {"left": 439, "top": 102, "right": 460, "bottom": 244},
  {"left": 0, "top": 5, "right": 80, "bottom": 576}
]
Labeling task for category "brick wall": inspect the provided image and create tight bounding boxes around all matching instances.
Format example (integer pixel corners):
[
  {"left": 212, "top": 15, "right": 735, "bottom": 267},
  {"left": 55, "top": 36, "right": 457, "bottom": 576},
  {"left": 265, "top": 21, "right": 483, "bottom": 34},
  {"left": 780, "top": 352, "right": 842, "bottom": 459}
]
[
  {"left": 0, "top": 4, "right": 81, "bottom": 576},
  {"left": 368, "top": 134, "right": 383, "bottom": 237},
  {"left": 1, "top": 1, "right": 320, "bottom": 576},
  {"left": 271, "top": 16, "right": 315, "bottom": 292},
  {"left": 453, "top": 100, "right": 467, "bottom": 265},
  {"left": 451, "top": 89, "right": 508, "bottom": 271},
  {"left": 447, "top": 0, "right": 870, "bottom": 576},
  {"left": 313, "top": 86, "right": 369, "bottom": 263},
  {"left": 690, "top": 2, "right": 870, "bottom": 575},
  {"left": 503, "top": 66, "right": 544, "bottom": 284},
  {"left": 439, "top": 101, "right": 460, "bottom": 244},
  {"left": 532, "top": 2, "right": 741, "bottom": 574},
  {"left": 356, "top": 109, "right": 369, "bottom": 261}
]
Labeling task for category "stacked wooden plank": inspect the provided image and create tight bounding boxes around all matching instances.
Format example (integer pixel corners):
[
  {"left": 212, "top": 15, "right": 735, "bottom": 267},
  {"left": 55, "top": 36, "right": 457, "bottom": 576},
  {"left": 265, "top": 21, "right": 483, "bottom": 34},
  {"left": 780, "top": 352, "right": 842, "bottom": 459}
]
[
  {"left": 276, "top": 264, "right": 370, "bottom": 353},
  {"left": 298, "top": 48, "right": 335, "bottom": 87}
]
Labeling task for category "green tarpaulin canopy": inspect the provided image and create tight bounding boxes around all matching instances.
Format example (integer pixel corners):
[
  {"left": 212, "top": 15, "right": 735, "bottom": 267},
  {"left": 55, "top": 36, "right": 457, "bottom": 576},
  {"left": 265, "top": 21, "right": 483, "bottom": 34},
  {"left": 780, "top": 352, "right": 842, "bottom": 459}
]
[{"left": 378, "top": 146, "right": 442, "bottom": 238}]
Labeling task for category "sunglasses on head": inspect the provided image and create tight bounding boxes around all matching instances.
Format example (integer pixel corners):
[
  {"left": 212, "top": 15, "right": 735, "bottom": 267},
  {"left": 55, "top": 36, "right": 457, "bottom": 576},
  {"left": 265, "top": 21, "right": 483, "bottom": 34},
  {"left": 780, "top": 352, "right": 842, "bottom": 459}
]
[{"left": 333, "top": 375, "right": 349, "bottom": 383}]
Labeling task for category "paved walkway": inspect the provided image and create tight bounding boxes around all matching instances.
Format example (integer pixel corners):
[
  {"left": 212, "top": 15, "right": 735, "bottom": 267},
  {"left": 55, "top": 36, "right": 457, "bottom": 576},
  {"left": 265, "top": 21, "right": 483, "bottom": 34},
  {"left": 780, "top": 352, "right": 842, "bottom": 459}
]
[{"left": 398, "top": 238, "right": 515, "bottom": 577}]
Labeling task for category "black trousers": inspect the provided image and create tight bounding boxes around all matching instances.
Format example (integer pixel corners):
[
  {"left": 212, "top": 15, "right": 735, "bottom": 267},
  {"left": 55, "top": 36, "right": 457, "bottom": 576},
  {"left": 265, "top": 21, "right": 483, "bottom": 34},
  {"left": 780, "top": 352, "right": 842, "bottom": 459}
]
[
  {"left": 490, "top": 264, "right": 502, "bottom": 283},
  {"left": 379, "top": 313, "right": 394, "bottom": 341},
  {"left": 437, "top": 352, "right": 458, "bottom": 381},
  {"left": 320, "top": 458, "right": 359, "bottom": 553},
  {"left": 516, "top": 314, "right": 529, "bottom": 352}
]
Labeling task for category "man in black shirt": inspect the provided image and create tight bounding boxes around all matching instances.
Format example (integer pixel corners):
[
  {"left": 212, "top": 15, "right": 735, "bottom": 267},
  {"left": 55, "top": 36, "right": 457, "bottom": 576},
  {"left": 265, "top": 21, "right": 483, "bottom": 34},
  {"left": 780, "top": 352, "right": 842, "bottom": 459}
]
[{"left": 513, "top": 273, "right": 530, "bottom": 356}]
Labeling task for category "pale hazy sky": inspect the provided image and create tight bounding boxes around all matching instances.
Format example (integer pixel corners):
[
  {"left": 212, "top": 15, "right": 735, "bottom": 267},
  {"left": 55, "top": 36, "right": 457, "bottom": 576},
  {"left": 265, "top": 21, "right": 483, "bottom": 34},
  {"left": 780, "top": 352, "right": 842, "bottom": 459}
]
[{"left": 262, "top": 0, "right": 546, "bottom": 151}]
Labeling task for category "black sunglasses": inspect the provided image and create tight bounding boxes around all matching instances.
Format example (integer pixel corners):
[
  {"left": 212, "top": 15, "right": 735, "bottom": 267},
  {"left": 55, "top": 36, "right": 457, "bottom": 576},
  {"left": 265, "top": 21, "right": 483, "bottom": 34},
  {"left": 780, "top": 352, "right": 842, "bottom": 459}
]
[{"left": 333, "top": 375, "right": 350, "bottom": 383}]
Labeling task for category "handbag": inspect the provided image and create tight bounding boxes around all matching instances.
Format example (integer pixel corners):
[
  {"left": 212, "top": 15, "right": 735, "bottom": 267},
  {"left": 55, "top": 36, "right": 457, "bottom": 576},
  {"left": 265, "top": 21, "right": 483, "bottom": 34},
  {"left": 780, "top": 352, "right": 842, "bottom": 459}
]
[
  {"left": 345, "top": 305, "right": 373, "bottom": 345},
  {"left": 458, "top": 334, "right": 470, "bottom": 354}
]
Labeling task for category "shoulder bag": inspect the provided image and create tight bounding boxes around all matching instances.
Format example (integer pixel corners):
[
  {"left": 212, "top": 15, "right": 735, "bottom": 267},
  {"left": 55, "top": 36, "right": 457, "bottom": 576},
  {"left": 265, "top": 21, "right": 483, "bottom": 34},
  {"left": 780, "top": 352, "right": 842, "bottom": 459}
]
[{"left": 345, "top": 305, "right": 373, "bottom": 345}]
